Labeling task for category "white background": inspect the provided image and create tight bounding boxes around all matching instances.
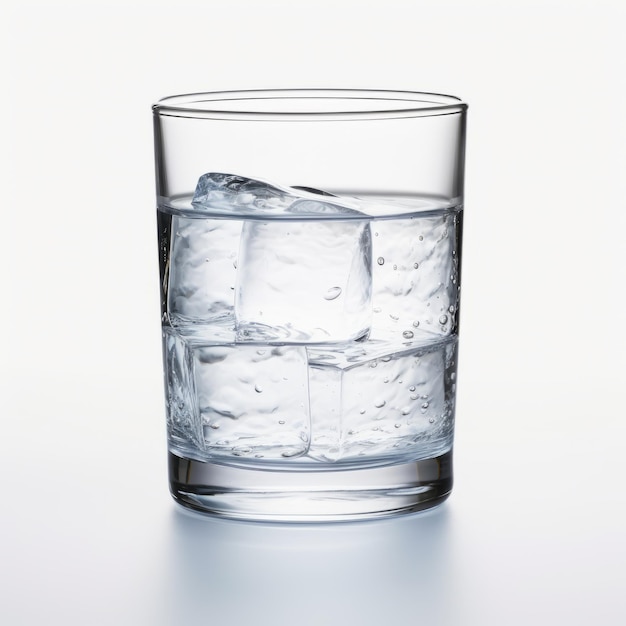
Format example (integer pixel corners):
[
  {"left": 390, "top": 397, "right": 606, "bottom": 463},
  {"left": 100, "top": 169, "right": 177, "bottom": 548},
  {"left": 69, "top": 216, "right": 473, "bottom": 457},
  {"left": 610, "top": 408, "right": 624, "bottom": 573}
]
[{"left": 2, "top": 0, "right": 625, "bottom": 624}]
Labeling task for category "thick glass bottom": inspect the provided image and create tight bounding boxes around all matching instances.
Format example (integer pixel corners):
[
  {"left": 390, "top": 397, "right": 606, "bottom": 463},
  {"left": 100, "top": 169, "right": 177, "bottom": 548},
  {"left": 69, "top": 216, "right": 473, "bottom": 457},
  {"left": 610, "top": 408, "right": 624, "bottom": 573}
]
[{"left": 168, "top": 449, "right": 453, "bottom": 522}]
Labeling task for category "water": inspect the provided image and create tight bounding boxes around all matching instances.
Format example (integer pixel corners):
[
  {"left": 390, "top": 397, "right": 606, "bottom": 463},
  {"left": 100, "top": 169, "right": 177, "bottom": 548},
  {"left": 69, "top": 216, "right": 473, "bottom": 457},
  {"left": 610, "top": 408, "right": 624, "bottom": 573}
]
[{"left": 158, "top": 173, "right": 461, "bottom": 467}]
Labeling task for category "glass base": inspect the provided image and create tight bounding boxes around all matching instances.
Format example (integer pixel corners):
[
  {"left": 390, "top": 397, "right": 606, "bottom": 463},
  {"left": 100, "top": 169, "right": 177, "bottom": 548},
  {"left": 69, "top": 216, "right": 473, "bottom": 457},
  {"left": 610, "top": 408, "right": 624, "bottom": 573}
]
[{"left": 168, "top": 449, "right": 453, "bottom": 522}]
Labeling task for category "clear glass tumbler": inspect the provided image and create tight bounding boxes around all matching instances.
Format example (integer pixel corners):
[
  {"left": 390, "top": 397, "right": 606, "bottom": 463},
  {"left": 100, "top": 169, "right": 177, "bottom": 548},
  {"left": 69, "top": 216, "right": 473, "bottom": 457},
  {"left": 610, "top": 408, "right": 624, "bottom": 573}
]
[{"left": 153, "top": 89, "right": 467, "bottom": 522}]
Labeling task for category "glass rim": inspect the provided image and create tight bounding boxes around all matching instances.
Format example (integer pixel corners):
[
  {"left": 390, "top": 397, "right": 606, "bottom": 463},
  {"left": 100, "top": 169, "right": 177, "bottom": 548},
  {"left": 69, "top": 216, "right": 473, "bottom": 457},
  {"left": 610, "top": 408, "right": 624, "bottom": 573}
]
[{"left": 152, "top": 89, "right": 467, "bottom": 121}]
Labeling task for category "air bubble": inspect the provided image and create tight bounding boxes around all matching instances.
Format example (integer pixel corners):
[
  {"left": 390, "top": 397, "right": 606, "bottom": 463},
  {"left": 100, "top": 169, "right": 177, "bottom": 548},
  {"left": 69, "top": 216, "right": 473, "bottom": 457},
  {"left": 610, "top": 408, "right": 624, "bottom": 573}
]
[
  {"left": 278, "top": 420, "right": 285, "bottom": 425},
  {"left": 209, "top": 423, "right": 220, "bottom": 430},
  {"left": 381, "top": 356, "right": 391, "bottom": 362},
  {"left": 401, "top": 408, "right": 411, "bottom": 416},
  {"left": 409, "top": 386, "right": 416, "bottom": 392},
  {"left": 374, "top": 399, "right": 386, "bottom": 408},
  {"left": 412, "top": 321, "right": 420, "bottom": 328},
  {"left": 402, "top": 330, "right": 414, "bottom": 339},
  {"left": 324, "top": 286, "right": 342, "bottom": 301},
  {"left": 369, "top": 361, "right": 378, "bottom": 368},
  {"left": 410, "top": 394, "right": 419, "bottom": 401},
  {"left": 389, "top": 314, "right": 399, "bottom": 321},
  {"left": 429, "top": 418, "right": 435, "bottom": 424},
  {"left": 413, "top": 263, "right": 419, "bottom": 269},
  {"left": 395, "top": 423, "right": 402, "bottom": 428},
  {"left": 256, "top": 349, "right": 266, "bottom": 355},
  {"left": 418, "top": 235, "right": 424, "bottom": 241},
  {"left": 359, "top": 409, "right": 366, "bottom": 415},
  {"left": 439, "top": 315, "right": 448, "bottom": 325},
  {"left": 393, "top": 264, "right": 397, "bottom": 270},
  {"left": 383, "top": 377, "right": 389, "bottom": 384},
  {"left": 448, "top": 305, "right": 455, "bottom": 313},
  {"left": 373, "top": 307, "right": 382, "bottom": 313},
  {"left": 233, "top": 260, "right": 237, "bottom": 269},
  {"left": 254, "top": 384, "right": 263, "bottom": 393},
  {"left": 377, "top": 257, "right": 385, "bottom": 265}
]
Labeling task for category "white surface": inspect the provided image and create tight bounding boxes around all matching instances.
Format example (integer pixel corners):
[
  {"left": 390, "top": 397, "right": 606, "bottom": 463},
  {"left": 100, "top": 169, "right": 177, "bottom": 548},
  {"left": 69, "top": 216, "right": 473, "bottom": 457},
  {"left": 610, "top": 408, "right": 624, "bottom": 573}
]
[{"left": 2, "top": 1, "right": 625, "bottom": 624}]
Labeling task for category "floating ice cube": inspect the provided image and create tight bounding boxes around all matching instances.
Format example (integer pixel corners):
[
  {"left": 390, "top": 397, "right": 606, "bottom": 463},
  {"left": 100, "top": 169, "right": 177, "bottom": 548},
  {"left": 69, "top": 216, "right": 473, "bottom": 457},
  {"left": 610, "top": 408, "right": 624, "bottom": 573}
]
[
  {"left": 370, "top": 212, "right": 461, "bottom": 340},
  {"left": 192, "top": 173, "right": 294, "bottom": 213},
  {"left": 235, "top": 219, "right": 372, "bottom": 342},
  {"left": 191, "top": 172, "right": 365, "bottom": 218},
  {"left": 166, "top": 216, "right": 242, "bottom": 325},
  {"left": 163, "top": 327, "right": 310, "bottom": 461},
  {"left": 307, "top": 336, "right": 457, "bottom": 462},
  {"left": 286, "top": 199, "right": 366, "bottom": 217}
]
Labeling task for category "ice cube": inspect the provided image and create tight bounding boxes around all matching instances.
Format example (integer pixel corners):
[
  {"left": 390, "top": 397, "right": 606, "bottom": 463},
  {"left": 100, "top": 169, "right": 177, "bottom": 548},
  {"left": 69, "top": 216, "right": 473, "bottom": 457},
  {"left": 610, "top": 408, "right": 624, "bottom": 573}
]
[
  {"left": 192, "top": 173, "right": 294, "bottom": 213},
  {"left": 307, "top": 336, "right": 457, "bottom": 462},
  {"left": 167, "top": 216, "right": 242, "bottom": 325},
  {"left": 286, "top": 199, "right": 366, "bottom": 217},
  {"left": 191, "top": 172, "right": 365, "bottom": 218},
  {"left": 162, "top": 326, "right": 204, "bottom": 456},
  {"left": 196, "top": 343, "right": 310, "bottom": 460},
  {"left": 235, "top": 219, "right": 372, "bottom": 342},
  {"left": 370, "top": 212, "right": 461, "bottom": 340},
  {"left": 163, "top": 327, "right": 310, "bottom": 461}
]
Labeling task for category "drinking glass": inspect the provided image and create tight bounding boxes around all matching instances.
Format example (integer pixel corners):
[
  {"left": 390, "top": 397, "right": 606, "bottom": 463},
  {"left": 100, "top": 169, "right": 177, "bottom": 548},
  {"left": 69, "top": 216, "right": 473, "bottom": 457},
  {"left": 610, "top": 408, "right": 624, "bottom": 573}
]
[{"left": 153, "top": 89, "right": 467, "bottom": 521}]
